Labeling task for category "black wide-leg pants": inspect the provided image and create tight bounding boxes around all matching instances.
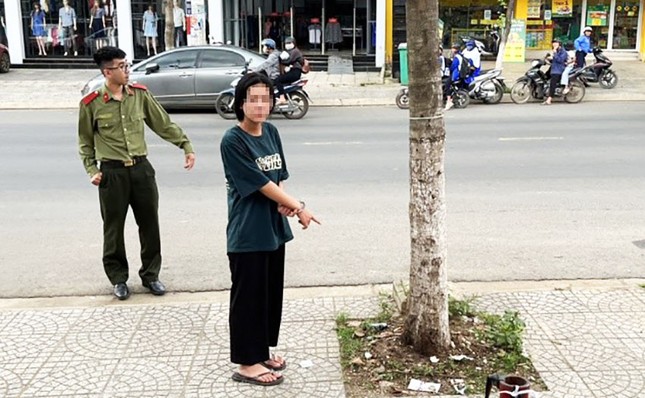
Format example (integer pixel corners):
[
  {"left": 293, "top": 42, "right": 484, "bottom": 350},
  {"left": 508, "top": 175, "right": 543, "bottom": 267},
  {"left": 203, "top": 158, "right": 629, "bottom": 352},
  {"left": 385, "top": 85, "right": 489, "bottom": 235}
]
[
  {"left": 99, "top": 159, "right": 162, "bottom": 285},
  {"left": 228, "top": 245, "right": 285, "bottom": 365}
]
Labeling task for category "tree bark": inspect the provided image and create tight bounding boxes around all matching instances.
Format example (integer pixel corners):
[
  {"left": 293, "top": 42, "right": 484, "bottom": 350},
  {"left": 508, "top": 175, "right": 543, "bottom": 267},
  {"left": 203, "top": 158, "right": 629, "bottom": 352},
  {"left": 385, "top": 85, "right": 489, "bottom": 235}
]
[
  {"left": 402, "top": 0, "right": 451, "bottom": 355},
  {"left": 165, "top": 0, "right": 175, "bottom": 51},
  {"left": 495, "top": 0, "right": 518, "bottom": 69}
]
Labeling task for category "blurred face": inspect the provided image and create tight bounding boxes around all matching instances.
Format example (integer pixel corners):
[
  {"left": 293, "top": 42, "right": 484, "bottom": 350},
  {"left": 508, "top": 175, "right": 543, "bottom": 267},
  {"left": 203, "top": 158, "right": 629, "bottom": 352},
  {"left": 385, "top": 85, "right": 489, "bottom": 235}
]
[
  {"left": 102, "top": 58, "right": 131, "bottom": 86},
  {"left": 285, "top": 42, "right": 295, "bottom": 50},
  {"left": 552, "top": 41, "right": 560, "bottom": 50},
  {"left": 34, "top": 3, "right": 40, "bottom": 9},
  {"left": 262, "top": 45, "right": 270, "bottom": 54},
  {"left": 585, "top": 30, "right": 592, "bottom": 36},
  {"left": 243, "top": 84, "right": 272, "bottom": 123}
]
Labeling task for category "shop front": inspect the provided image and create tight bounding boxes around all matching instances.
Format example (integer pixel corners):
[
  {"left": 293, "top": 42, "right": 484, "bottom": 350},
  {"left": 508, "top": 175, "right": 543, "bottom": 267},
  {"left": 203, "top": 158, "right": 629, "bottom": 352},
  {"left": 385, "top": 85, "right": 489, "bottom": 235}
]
[
  {"left": 516, "top": 0, "right": 643, "bottom": 51},
  {"left": 213, "top": 0, "right": 386, "bottom": 62}
]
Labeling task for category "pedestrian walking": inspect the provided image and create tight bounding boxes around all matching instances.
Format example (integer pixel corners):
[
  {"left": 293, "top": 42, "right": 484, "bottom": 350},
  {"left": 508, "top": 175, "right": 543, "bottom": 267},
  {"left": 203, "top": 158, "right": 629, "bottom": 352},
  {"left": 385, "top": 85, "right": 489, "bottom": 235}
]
[
  {"left": 542, "top": 39, "right": 568, "bottom": 105},
  {"left": 574, "top": 26, "right": 593, "bottom": 67},
  {"left": 219, "top": 72, "right": 320, "bottom": 386},
  {"left": 77, "top": 46, "right": 196, "bottom": 300}
]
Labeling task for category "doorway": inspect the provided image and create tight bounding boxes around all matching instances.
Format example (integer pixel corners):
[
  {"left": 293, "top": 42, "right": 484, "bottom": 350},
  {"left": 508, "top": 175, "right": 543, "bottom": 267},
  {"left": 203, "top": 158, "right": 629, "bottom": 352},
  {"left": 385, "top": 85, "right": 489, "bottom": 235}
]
[{"left": 583, "top": 0, "right": 642, "bottom": 50}]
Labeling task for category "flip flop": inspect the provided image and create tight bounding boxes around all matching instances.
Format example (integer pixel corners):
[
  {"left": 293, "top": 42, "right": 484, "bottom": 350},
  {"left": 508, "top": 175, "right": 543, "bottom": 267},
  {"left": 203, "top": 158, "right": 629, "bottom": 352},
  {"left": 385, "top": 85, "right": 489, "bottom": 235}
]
[
  {"left": 232, "top": 371, "right": 284, "bottom": 386},
  {"left": 263, "top": 358, "right": 287, "bottom": 371}
]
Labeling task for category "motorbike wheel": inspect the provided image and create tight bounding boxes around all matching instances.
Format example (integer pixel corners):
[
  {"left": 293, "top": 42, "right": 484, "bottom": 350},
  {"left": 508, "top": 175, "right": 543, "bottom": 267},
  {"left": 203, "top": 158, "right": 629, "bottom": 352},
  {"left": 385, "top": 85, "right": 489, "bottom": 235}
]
[
  {"left": 599, "top": 70, "right": 618, "bottom": 89},
  {"left": 510, "top": 81, "right": 532, "bottom": 104},
  {"left": 282, "top": 92, "right": 309, "bottom": 120},
  {"left": 564, "top": 81, "right": 586, "bottom": 103},
  {"left": 395, "top": 90, "right": 410, "bottom": 109},
  {"left": 482, "top": 81, "right": 504, "bottom": 104},
  {"left": 453, "top": 89, "right": 470, "bottom": 109},
  {"left": 215, "top": 93, "right": 236, "bottom": 120}
]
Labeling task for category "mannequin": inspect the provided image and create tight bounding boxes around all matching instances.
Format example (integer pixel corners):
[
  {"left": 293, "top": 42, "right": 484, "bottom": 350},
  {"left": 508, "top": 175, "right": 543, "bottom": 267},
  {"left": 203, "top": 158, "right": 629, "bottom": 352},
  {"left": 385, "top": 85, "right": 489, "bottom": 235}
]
[
  {"left": 142, "top": 4, "right": 158, "bottom": 56},
  {"left": 58, "top": 0, "right": 78, "bottom": 56},
  {"left": 89, "top": 0, "right": 107, "bottom": 50},
  {"left": 173, "top": 0, "right": 186, "bottom": 47},
  {"left": 31, "top": 3, "right": 47, "bottom": 56}
]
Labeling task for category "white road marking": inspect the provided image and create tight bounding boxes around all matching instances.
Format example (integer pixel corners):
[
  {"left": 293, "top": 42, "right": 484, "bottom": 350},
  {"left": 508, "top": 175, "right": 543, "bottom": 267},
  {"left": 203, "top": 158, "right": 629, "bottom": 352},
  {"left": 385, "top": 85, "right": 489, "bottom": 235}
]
[
  {"left": 302, "top": 141, "right": 363, "bottom": 146},
  {"left": 498, "top": 137, "right": 564, "bottom": 141}
]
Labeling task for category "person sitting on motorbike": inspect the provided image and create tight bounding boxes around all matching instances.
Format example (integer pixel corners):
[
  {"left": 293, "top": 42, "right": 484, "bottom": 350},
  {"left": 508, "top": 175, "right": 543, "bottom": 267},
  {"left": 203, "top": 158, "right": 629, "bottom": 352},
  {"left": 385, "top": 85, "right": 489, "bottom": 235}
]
[
  {"left": 462, "top": 39, "right": 481, "bottom": 84},
  {"left": 543, "top": 38, "right": 568, "bottom": 105},
  {"left": 252, "top": 38, "right": 281, "bottom": 80},
  {"left": 560, "top": 42, "right": 576, "bottom": 95},
  {"left": 275, "top": 36, "right": 305, "bottom": 105},
  {"left": 438, "top": 44, "right": 450, "bottom": 79},
  {"left": 445, "top": 44, "right": 467, "bottom": 111},
  {"left": 574, "top": 26, "right": 593, "bottom": 67}
]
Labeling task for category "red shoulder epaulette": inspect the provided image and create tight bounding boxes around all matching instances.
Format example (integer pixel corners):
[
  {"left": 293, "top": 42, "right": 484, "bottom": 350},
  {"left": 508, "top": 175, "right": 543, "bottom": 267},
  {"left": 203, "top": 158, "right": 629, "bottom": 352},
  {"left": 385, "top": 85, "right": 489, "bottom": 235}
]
[
  {"left": 130, "top": 83, "right": 148, "bottom": 91},
  {"left": 81, "top": 91, "right": 100, "bottom": 105}
]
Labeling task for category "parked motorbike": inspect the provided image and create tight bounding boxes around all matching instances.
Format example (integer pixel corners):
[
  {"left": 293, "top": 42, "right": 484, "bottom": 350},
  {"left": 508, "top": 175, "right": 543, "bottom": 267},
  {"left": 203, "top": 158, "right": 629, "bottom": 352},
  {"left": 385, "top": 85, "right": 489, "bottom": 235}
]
[
  {"left": 460, "top": 26, "right": 500, "bottom": 57},
  {"left": 510, "top": 55, "right": 586, "bottom": 104},
  {"left": 395, "top": 80, "right": 470, "bottom": 110},
  {"left": 466, "top": 68, "right": 505, "bottom": 104},
  {"left": 576, "top": 47, "right": 618, "bottom": 89}
]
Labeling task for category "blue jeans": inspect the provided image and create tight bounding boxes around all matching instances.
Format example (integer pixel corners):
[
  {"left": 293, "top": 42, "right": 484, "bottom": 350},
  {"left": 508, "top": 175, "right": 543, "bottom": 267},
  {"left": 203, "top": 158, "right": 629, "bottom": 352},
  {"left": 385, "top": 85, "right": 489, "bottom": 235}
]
[{"left": 560, "top": 65, "right": 573, "bottom": 86}]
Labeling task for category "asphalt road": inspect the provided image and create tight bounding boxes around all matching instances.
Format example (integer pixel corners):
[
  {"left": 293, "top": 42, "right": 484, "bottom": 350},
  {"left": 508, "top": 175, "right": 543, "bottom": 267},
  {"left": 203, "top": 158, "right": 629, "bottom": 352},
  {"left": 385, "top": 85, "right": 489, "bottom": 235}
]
[{"left": 1, "top": 102, "right": 644, "bottom": 298}]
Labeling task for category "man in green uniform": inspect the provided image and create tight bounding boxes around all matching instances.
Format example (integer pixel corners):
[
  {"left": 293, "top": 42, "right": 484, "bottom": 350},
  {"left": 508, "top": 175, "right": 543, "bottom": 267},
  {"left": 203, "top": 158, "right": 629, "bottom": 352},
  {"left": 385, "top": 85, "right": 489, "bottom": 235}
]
[{"left": 78, "top": 46, "right": 195, "bottom": 300}]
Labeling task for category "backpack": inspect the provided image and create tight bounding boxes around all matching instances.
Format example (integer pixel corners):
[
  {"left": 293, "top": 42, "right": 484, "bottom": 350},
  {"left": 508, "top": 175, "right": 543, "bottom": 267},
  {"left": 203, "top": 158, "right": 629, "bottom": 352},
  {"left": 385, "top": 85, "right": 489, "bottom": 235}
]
[
  {"left": 301, "top": 58, "right": 311, "bottom": 74},
  {"left": 457, "top": 54, "right": 470, "bottom": 79}
]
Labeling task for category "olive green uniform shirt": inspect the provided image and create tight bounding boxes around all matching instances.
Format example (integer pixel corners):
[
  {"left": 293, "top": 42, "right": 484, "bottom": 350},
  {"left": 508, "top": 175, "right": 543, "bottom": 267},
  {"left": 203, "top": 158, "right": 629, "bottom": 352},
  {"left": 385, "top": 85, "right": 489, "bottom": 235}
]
[{"left": 78, "top": 84, "right": 194, "bottom": 177}]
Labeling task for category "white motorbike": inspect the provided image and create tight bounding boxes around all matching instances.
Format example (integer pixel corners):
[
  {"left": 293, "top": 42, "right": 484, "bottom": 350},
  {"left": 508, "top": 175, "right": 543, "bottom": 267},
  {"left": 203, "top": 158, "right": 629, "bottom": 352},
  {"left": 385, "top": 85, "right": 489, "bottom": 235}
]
[{"left": 466, "top": 68, "right": 505, "bottom": 104}]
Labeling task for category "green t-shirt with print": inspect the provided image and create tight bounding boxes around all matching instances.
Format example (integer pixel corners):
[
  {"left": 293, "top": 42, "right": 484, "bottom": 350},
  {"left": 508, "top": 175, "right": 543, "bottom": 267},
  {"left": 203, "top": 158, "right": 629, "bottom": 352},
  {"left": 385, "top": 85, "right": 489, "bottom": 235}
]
[{"left": 220, "top": 122, "right": 294, "bottom": 253}]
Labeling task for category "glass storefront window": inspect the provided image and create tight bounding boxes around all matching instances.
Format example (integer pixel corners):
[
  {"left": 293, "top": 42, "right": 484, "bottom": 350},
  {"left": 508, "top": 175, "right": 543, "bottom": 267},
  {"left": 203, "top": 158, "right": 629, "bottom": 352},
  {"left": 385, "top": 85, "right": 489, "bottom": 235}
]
[
  {"left": 551, "top": 0, "right": 583, "bottom": 47},
  {"left": 586, "top": 0, "right": 611, "bottom": 47},
  {"left": 612, "top": 1, "right": 639, "bottom": 49},
  {"left": 131, "top": 0, "right": 167, "bottom": 60},
  {"left": 20, "top": 0, "right": 117, "bottom": 58},
  {"left": 439, "top": 0, "right": 504, "bottom": 49}
]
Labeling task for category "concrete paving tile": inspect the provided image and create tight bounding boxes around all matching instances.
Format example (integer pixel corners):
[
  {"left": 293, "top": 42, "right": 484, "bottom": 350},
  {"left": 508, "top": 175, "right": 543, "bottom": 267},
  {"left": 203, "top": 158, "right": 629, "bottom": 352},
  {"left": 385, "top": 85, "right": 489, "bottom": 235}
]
[
  {"left": 0, "top": 309, "right": 75, "bottom": 335},
  {"left": 0, "top": 361, "right": 43, "bottom": 398},
  {"left": 0, "top": 332, "right": 64, "bottom": 361},
  {"left": 538, "top": 371, "right": 596, "bottom": 398},
  {"left": 21, "top": 359, "right": 118, "bottom": 397},
  {"left": 524, "top": 338, "right": 573, "bottom": 372},
  {"left": 0, "top": 311, "right": 17, "bottom": 333},
  {"left": 281, "top": 297, "right": 336, "bottom": 321},
  {"left": 333, "top": 296, "right": 381, "bottom": 319},
  {"left": 476, "top": 290, "right": 588, "bottom": 315},
  {"left": 125, "top": 330, "right": 201, "bottom": 358},
  {"left": 59, "top": 329, "right": 133, "bottom": 361},
  {"left": 572, "top": 289, "right": 645, "bottom": 313},
  {"left": 137, "top": 303, "right": 211, "bottom": 332},
  {"left": 533, "top": 312, "right": 645, "bottom": 341},
  {"left": 102, "top": 358, "right": 190, "bottom": 397},
  {"left": 67, "top": 306, "right": 145, "bottom": 333},
  {"left": 550, "top": 338, "right": 645, "bottom": 372},
  {"left": 581, "top": 370, "right": 645, "bottom": 398}
]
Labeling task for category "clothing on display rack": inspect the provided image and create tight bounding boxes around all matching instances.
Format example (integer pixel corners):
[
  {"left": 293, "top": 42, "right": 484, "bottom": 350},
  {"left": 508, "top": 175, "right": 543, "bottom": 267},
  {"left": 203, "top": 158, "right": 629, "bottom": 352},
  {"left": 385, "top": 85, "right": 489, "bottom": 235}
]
[{"left": 325, "top": 18, "right": 342, "bottom": 49}]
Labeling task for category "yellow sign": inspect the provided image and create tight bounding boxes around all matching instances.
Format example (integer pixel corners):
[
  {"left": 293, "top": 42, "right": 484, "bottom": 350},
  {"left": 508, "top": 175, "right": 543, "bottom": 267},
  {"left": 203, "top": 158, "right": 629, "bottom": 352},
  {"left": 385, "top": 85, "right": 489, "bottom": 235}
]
[{"left": 552, "top": 0, "right": 573, "bottom": 17}]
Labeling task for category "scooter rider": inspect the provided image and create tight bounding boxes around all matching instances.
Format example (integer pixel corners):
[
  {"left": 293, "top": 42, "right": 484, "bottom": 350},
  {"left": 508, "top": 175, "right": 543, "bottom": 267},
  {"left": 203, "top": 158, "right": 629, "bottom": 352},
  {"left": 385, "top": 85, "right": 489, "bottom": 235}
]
[
  {"left": 574, "top": 26, "right": 593, "bottom": 67},
  {"left": 542, "top": 38, "right": 568, "bottom": 105},
  {"left": 253, "top": 38, "right": 281, "bottom": 80},
  {"left": 445, "top": 43, "right": 467, "bottom": 111},
  {"left": 462, "top": 39, "right": 481, "bottom": 83},
  {"left": 275, "top": 36, "right": 305, "bottom": 105}
]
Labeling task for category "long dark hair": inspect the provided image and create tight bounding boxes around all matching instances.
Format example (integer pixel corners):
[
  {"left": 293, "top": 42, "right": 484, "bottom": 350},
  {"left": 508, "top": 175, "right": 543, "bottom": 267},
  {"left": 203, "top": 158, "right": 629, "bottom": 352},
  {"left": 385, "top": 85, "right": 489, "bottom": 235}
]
[{"left": 234, "top": 73, "right": 274, "bottom": 121}]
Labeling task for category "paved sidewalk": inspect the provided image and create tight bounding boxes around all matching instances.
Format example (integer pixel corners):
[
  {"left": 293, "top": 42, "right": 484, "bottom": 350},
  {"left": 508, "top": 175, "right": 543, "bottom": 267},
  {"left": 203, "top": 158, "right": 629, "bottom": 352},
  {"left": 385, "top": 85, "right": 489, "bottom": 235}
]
[
  {"left": 1, "top": 59, "right": 644, "bottom": 110},
  {"left": 1, "top": 280, "right": 644, "bottom": 397}
]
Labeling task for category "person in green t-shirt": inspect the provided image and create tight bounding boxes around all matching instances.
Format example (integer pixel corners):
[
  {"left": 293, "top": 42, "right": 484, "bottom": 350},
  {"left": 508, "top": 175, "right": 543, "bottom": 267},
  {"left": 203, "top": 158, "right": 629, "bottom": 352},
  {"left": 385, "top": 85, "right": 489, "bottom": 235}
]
[{"left": 220, "top": 72, "right": 320, "bottom": 386}]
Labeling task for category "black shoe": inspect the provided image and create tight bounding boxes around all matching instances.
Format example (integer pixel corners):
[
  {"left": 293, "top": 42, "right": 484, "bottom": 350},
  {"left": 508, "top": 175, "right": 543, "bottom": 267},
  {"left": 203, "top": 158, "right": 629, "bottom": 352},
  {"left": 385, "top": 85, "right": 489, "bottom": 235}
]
[
  {"left": 142, "top": 280, "right": 166, "bottom": 296},
  {"left": 114, "top": 283, "right": 130, "bottom": 300}
]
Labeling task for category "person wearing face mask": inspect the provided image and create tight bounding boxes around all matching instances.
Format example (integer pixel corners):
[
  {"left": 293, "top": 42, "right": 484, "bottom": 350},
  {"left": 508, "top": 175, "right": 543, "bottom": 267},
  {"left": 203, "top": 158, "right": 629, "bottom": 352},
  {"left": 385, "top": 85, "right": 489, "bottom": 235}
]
[
  {"left": 274, "top": 37, "right": 304, "bottom": 105},
  {"left": 252, "top": 38, "right": 280, "bottom": 80},
  {"left": 462, "top": 39, "right": 481, "bottom": 83}
]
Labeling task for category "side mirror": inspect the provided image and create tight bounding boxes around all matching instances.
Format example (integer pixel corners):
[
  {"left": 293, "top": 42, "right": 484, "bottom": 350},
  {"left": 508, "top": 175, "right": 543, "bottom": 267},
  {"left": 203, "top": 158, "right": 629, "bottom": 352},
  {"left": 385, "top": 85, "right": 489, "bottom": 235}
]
[{"left": 145, "top": 63, "right": 160, "bottom": 75}]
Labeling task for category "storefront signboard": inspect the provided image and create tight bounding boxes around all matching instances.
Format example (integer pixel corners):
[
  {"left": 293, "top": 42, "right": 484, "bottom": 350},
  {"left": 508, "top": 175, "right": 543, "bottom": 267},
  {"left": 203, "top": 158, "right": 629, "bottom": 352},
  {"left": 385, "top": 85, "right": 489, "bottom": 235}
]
[
  {"left": 587, "top": 5, "right": 609, "bottom": 26},
  {"left": 552, "top": 0, "right": 573, "bottom": 17},
  {"left": 504, "top": 19, "right": 526, "bottom": 63},
  {"left": 528, "top": 0, "right": 543, "bottom": 18}
]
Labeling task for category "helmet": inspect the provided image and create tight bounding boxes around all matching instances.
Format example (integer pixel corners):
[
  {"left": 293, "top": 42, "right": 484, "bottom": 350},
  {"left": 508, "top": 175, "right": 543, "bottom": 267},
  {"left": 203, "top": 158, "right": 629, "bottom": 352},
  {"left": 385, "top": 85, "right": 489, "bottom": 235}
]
[
  {"left": 284, "top": 36, "right": 296, "bottom": 45},
  {"left": 261, "top": 38, "right": 276, "bottom": 49},
  {"left": 583, "top": 26, "right": 593, "bottom": 33},
  {"left": 552, "top": 38, "right": 562, "bottom": 45}
]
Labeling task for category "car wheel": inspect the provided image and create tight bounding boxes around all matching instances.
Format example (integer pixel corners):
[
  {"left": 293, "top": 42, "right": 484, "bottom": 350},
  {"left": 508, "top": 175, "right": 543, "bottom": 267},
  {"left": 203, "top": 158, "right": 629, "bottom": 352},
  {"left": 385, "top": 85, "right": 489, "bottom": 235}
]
[
  {"left": 0, "top": 53, "right": 10, "bottom": 73},
  {"left": 215, "top": 93, "right": 236, "bottom": 120}
]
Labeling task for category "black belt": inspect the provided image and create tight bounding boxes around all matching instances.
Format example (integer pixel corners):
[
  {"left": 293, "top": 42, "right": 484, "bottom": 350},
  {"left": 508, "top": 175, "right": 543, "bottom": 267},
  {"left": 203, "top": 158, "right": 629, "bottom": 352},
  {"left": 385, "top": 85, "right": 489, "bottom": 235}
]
[{"left": 100, "top": 156, "right": 147, "bottom": 169}]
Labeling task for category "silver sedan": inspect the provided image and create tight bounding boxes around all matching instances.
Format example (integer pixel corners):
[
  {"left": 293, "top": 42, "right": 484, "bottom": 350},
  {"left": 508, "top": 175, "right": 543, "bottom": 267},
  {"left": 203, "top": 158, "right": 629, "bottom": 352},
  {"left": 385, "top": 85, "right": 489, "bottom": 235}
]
[{"left": 81, "top": 44, "right": 267, "bottom": 109}]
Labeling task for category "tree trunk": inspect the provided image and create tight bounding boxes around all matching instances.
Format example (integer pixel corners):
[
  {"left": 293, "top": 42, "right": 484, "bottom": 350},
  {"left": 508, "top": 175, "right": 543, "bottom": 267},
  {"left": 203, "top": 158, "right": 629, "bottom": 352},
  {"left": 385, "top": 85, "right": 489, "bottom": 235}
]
[
  {"left": 402, "top": 0, "right": 451, "bottom": 355},
  {"left": 495, "top": 0, "right": 518, "bottom": 70},
  {"left": 165, "top": 0, "right": 175, "bottom": 50}
]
